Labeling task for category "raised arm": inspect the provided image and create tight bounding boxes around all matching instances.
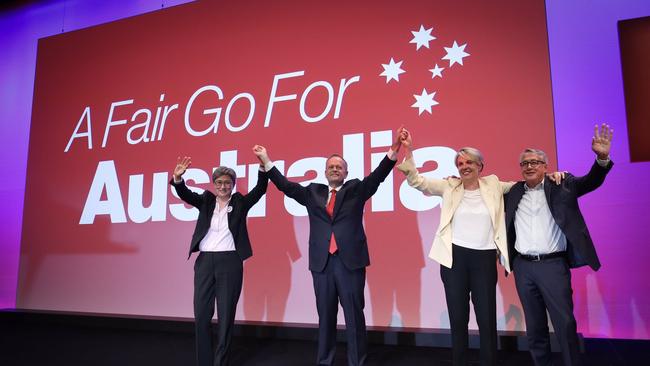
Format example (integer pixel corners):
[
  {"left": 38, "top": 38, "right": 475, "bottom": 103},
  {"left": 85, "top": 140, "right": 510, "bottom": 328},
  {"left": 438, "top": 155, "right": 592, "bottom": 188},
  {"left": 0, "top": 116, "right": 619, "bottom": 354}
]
[
  {"left": 252, "top": 145, "right": 308, "bottom": 206},
  {"left": 592, "top": 123, "right": 613, "bottom": 161},
  {"left": 396, "top": 128, "right": 449, "bottom": 196},
  {"left": 358, "top": 126, "right": 403, "bottom": 200},
  {"left": 241, "top": 169, "right": 269, "bottom": 209},
  {"left": 573, "top": 123, "right": 614, "bottom": 196},
  {"left": 170, "top": 156, "right": 204, "bottom": 208}
]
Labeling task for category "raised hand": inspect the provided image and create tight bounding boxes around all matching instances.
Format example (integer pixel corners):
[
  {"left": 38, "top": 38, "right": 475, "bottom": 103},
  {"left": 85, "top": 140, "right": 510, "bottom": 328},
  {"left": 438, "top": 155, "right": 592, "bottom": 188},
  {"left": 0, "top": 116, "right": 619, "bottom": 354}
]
[
  {"left": 401, "top": 128, "right": 412, "bottom": 149},
  {"left": 252, "top": 145, "right": 270, "bottom": 165},
  {"left": 392, "top": 125, "right": 405, "bottom": 151},
  {"left": 398, "top": 128, "right": 413, "bottom": 160},
  {"left": 592, "top": 123, "right": 613, "bottom": 159},
  {"left": 173, "top": 156, "right": 192, "bottom": 180}
]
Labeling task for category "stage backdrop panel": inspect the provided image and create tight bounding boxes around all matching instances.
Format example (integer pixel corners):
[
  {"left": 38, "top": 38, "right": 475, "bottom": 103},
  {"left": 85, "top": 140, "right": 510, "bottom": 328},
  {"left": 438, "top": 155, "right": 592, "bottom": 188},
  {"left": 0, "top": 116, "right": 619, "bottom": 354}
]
[{"left": 19, "top": 0, "right": 555, "bottom": 330}]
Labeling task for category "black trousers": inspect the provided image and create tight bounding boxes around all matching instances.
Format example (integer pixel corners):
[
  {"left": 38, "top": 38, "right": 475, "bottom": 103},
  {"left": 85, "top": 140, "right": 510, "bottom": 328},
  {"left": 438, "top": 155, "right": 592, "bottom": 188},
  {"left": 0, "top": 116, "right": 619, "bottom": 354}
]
[
  {"left": 312, "top": 253, "right": 367, "bottom": 366},
  {"left": 440, "top": 245, "right": 498, "bottom": 366},
  {"left": 513, "top": 255, "right": 582, "bottom": 366},
  {"left": 194, "top": 251, "right": 243, "bottom": 366}
]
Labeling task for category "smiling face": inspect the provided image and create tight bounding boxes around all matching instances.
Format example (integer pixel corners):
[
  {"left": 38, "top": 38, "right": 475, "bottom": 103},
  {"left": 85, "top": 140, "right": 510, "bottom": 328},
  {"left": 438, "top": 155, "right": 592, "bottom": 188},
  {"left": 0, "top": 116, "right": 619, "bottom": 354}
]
[
  {"left": 520, "top": 151, "right": 547, "bottom": 187},
  {"left": 454, "top": 148, "right": 484, "bottom": 187},
  {"left": 455, "top": 153, "right": 482, "bottom": 184},
  {"left": 325, "top": 155, "right": 348, "bottom": 188},
  {"left": 213, "top": 175, "right": 234, "bottom": 200}
]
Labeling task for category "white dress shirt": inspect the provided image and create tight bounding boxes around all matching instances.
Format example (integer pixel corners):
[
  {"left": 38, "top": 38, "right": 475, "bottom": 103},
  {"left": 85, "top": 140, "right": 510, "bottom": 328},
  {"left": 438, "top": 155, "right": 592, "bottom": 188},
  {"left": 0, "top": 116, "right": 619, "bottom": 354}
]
[
  {"left": 172, "top": 176, "right": 237, "bottom": 252},
  {"left": 514, "top": 179, "right": 567, "bottom": 255},
  {"left": 199, "top": 198, "right": 236, "bottom": 252}
]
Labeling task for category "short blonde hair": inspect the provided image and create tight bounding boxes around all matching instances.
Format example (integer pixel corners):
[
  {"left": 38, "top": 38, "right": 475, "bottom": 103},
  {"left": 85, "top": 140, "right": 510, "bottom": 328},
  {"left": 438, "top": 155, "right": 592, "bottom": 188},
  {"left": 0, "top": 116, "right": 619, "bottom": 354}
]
[{"left": 455, "top": 147, "right": 485, "bottom": 172}]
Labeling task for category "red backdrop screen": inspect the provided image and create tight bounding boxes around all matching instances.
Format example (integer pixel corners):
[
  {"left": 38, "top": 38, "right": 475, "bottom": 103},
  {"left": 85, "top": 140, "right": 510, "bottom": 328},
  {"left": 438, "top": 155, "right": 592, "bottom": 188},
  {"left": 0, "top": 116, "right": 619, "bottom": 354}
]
[{"left": 19, "top": 0, "right": 555, "bottom": 330}]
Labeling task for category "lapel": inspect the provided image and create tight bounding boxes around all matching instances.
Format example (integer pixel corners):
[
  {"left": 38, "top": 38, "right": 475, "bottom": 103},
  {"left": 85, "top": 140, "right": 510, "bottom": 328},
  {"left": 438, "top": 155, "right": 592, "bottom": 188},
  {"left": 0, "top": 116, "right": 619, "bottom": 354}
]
[
  {"left": 318, "top": 184, "right": 329, "bottom": 208},
  {"left": 204, "top": 194, "right": 218, "bottom": 230},
  {"left": 207, "top": 194, "right": 217, "bottom": 218},
  {"left": 317, "top": 184, "right": 331, "bottom": 220},
  {"left": 226, "top": 195, "right": 235, "bottom": 222},
  {"left": 332, "top": 182, "right": 348, "bottom": 218},
  {"left": 507, "top": 183, "right": 526, "bottom": 225},
  {"left": 478, "top": 179, "right": 497, "bottom": 226},
  {"left": 448, "top": 180, "right": 464, "bottom": 218},
  {"left": 544, "top": 179, "right": 553, "bottom": 212}
]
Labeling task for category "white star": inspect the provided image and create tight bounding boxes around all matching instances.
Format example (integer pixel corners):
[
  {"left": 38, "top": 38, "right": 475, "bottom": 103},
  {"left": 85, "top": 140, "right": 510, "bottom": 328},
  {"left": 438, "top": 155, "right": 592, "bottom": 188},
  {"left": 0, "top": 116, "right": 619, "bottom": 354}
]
[
  {"left": 410, "top": 25, "right": 436, "bottom": 50},
  {"left": 429, "top": 64, "right": 444, "bottom": 79},
  {"left": 379, "top": 58, "right": 406, "bottom": 83},
  {"left": 411, "top": 88, "right": 439, "bottom": 115},
  {"left": 442, "top": 41, "right": 470, "bottom": 67}
]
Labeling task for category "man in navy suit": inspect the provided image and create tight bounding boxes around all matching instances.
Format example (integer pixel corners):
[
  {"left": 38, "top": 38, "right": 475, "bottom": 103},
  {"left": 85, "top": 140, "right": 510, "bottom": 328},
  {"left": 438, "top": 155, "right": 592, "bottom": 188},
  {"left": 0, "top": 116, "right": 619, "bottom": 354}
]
[
  {"left": 252, "top": 128, "right": 403, "bottom": 366},
  {"left": 170, "top": 156, "right": 268, "bottom": 366},
  {"left": 505, "top": 124, "right": 613, "bottom": 366}
]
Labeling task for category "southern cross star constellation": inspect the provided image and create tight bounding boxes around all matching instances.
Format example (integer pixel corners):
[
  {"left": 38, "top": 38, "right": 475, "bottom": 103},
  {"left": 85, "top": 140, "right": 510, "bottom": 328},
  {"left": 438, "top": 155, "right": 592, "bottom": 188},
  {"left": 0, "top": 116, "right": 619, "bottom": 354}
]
[{"left": 379, "top": 24, "right": 470, "bottom": 116}]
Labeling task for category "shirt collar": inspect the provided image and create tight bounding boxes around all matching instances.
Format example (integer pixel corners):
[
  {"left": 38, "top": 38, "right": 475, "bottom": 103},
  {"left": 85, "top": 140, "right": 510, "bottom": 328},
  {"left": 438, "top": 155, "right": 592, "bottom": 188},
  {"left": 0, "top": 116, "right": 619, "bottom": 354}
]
[
  {"left": 216, "top": 196, "right": 232, "bottom": 206},
  {"left": 524, "top": 178, "right": 545, "bottom": 191},
  {"left": 329, "top": 185, "right": 342, "bottom": 192}
]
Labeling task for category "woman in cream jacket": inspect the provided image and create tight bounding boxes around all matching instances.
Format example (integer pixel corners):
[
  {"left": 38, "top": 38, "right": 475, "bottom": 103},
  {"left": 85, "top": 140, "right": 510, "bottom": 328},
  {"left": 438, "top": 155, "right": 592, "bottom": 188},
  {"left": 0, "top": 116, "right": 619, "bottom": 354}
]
[{"left": 398, "top": 130, "right": 512, "bottom": 366}]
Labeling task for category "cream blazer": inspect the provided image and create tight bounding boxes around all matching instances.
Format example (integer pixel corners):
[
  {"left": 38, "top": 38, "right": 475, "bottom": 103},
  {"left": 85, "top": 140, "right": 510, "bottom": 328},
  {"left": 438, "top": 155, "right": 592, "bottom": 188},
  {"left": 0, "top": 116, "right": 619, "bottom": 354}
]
[{"left": 398, "top": 157, "right": 514, "bottom": 272}]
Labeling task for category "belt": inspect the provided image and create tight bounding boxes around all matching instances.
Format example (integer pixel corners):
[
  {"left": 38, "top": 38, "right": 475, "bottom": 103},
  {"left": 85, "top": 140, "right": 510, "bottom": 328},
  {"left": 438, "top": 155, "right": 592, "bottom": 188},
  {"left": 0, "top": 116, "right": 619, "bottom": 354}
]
[{"left": 517, "top": 251, "right": 566, "bottom": 262}]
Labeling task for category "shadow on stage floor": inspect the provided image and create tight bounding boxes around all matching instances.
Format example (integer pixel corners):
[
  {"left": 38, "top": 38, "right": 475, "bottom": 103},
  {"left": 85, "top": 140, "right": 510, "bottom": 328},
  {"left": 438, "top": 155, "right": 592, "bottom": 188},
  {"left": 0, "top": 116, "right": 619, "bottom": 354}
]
[{"left": 1, "top": 310, "right": 647, "bottom": 365}]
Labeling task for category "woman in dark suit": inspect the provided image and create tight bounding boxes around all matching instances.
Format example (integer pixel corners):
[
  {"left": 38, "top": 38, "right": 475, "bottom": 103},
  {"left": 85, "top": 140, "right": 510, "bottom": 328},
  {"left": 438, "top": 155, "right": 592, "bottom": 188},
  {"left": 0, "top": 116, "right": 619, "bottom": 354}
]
[{"left": 170, "top": 155, "right": 268, "bottom": 366}]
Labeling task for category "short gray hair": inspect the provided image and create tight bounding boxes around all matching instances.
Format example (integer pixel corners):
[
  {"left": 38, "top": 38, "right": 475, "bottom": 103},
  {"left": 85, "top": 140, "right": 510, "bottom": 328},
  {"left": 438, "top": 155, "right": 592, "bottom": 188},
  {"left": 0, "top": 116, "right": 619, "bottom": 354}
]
[
  {"left": 212, "top": 166, "right": 236, "bottom": 184},
  {"left": 519, "top": 148, "right": 547, "bottom": 163},
  {"left": 455, "top": 147, "right": 485, "bottom": 172}
]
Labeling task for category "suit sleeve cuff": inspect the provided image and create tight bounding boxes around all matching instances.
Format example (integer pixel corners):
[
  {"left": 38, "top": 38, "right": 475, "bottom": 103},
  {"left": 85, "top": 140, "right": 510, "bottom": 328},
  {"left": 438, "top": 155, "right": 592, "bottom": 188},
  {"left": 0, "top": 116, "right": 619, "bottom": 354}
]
[{"left": 596, "top": 157, "right": 610, "bottom": 167}]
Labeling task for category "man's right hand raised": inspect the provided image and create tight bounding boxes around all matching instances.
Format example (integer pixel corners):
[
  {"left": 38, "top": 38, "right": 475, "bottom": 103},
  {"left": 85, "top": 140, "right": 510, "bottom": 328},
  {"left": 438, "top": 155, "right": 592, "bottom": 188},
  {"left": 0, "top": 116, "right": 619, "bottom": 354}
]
[{"left": 592, "top": 123, "right": 613, "bottom": 160}]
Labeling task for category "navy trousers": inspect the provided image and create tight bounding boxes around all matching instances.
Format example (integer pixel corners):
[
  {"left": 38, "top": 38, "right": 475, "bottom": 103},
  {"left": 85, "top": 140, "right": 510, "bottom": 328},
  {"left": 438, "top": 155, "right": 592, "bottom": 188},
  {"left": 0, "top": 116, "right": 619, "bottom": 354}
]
[
  {"left": 312, "top": 253, "right": 367, "bottom": 366},
  {"left": 513, "top": 255, "right": 582, "bottom": 366}
]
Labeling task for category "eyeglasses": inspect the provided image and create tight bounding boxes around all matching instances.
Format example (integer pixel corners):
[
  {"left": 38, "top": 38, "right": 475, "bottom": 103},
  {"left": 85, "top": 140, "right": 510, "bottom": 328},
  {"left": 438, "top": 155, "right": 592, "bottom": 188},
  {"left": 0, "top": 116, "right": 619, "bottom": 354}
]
[
  {"left": 519, "top": 160, "right": 546, "bottom": 168},
  {"left": 214, "top": 180, "right": 233, "bottom": 187}
]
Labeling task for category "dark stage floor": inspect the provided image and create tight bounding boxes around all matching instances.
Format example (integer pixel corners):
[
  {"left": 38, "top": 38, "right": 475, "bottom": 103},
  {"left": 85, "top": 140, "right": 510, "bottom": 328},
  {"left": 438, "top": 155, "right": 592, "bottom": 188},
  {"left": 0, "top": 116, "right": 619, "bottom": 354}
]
[{"left": 1, "top": 311, "right": 648, "bottom": 365}]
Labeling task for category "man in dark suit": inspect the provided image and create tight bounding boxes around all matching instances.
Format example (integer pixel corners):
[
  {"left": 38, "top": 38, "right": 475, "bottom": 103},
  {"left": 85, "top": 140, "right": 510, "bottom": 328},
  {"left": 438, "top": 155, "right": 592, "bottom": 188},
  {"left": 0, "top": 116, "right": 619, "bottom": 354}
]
[
  {"left": 505, "top": 124, "right": 613, "bottom": 366},
  {"left": 170, "top": 156, "right": 268, "bottom": 366},
  {"left": 252, "top": 129, "right": 403, "bottom": 366}
]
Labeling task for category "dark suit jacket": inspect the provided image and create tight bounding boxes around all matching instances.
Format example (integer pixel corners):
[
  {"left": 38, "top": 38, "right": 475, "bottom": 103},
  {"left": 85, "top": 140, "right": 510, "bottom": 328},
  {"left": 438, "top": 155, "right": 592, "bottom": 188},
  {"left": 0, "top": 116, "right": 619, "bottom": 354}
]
[
  {"left": 505, "top": 160, "right": 613, "bottom": 271},
  {"left": 267, "top": 156, "right": 396, "bottom": 272},
  {"left": 170, "top": 170, "right": 268, "bottom": 260}
]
